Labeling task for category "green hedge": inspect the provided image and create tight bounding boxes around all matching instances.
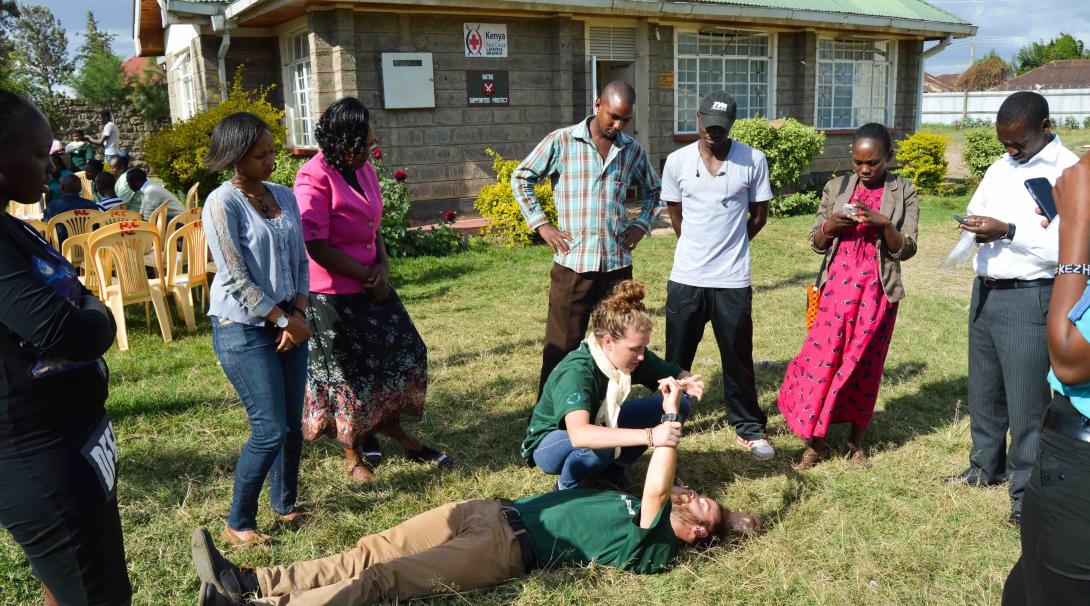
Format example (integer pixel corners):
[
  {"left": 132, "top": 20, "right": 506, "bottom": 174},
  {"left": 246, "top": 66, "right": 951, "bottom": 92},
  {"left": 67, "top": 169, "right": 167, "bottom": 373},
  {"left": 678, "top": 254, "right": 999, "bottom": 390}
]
[
  {"left": 962, "top": 129, "right": 1005, "bottom": 179},
  {"left": 895, "top": 131, "right": 948, "bottom": 192},
  {"left": 731, "top": 117, "right": 826, "bottom": 192}
]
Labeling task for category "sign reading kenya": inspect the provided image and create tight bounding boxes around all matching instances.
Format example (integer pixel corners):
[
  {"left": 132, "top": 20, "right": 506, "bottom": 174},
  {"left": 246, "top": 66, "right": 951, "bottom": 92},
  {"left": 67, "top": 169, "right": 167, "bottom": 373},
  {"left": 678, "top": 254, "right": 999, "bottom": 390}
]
[
  {"left": 467, "top": 71, "right": 509, "bottom": 106},
  {"left": 465, "top": 23, "right": 508, "bottom": 57}
]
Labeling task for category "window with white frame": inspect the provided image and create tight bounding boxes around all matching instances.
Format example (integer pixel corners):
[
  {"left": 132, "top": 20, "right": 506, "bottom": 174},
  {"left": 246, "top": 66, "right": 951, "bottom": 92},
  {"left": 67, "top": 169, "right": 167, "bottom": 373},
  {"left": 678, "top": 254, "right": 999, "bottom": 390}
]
[
  {"left": 815, "top": 38, "right": 893, "bottom": 129},
  {"left": 286, "top": 32, "right": 315, "bottom": 147},
  {"left": 177, "top": 51, "right": 197, "bottom": 120},
  {"left": 675, "top": 30, "right": 770, "bottom": 133}
]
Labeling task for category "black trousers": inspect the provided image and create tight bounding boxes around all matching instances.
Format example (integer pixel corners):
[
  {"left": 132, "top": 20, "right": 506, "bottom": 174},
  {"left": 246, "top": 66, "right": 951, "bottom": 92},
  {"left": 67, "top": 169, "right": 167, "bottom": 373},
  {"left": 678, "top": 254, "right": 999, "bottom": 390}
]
[
  {"left": 1002, "top": 394, "right": 1090, "bottom": 606},
  {"left": 664, "top": 281, "right": 765, "bottom": 439},
  {"left": 538, "top": 263, "right": 632, "bottom": 398},
  {"left": 967, "top": 280, "right": 1052, "bottom": 504},
  {"left": 0, "top": 423, "right": 131, "bottom": 606}
]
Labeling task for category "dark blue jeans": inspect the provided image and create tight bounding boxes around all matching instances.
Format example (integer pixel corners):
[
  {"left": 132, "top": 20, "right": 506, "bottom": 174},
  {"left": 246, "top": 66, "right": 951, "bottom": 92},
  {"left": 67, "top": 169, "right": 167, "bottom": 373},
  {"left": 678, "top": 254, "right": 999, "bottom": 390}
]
[
  {"left": 211, "top": 318, "right": 308, "bottom": 531},
  {"left": 532, "top": 395, "right": 691, "bottom": 489}
]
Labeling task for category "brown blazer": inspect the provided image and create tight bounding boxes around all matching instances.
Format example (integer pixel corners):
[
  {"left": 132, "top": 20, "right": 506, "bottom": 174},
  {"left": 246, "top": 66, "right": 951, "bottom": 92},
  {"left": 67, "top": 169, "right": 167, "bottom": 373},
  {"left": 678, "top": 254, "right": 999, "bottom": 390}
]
[{"left": 810, "top": 172, "right": 919, "bottom": 303}]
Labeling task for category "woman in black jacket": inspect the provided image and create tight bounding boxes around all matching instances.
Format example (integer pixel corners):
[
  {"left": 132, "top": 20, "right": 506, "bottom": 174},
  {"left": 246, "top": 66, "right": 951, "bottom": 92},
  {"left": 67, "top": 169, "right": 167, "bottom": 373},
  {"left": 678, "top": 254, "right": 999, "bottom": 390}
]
[{"left": 0, "top": 89, "right": 131, "bottom": 605}]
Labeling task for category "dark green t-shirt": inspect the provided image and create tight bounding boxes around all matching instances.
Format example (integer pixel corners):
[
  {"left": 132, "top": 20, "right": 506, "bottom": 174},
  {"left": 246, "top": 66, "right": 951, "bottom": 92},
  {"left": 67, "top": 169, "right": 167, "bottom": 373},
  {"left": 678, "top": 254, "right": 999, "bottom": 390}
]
[
  {"left": 521, "top": 341, "right": 682, "bottom": 463},
  {"left": 513, "top": 488, "right": 678, "bottom": 574}
]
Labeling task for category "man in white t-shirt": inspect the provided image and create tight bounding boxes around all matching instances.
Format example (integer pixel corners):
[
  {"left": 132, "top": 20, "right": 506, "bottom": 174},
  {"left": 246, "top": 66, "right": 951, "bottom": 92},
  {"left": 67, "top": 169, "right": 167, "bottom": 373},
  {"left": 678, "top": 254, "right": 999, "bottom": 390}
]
[
  {"left": 661, "top": 91, "right": 775, "bottom": 460},
  {"left": 91, "top": 110, "right": 121, "bottom": 162}
]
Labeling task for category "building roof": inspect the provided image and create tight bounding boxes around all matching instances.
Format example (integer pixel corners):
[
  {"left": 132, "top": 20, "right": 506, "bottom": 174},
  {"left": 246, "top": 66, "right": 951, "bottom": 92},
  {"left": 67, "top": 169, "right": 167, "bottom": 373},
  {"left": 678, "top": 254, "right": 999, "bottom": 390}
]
[
  {"left": 924, "top": 72, "right": 960, "bottom": 93},
  {"left": 989, "top": 59, "right": 1090, "bottom": 91},
  {"left": 688, "top": 0, "right": 968, "bottom": 26}
]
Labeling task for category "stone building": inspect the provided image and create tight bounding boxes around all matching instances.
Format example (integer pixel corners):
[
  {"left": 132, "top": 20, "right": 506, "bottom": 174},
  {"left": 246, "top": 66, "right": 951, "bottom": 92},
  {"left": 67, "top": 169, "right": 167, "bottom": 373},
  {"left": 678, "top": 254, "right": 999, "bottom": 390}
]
[{"left": 135, "top": 0, "right": 974, "bottom": 211}]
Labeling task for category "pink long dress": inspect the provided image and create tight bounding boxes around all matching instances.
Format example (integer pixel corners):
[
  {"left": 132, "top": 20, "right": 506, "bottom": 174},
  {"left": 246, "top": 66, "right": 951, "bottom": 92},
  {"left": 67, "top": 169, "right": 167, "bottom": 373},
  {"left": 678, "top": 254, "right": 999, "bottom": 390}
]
[{"left": 777, "top": 183, "right": 899, "bottom": 440}]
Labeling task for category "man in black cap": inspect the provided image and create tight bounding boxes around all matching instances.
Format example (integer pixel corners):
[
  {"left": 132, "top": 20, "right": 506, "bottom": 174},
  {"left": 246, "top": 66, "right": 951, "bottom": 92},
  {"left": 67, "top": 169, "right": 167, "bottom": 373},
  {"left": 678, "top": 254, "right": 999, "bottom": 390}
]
[{"left": 660, "top": 91, "right": 775, "bottom": 460}]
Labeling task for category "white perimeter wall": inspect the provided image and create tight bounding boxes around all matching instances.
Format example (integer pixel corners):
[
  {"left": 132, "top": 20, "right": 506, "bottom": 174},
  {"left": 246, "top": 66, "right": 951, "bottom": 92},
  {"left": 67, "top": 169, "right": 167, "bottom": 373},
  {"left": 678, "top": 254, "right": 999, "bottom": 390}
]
[{"left": 922, "top": 88, "right": 1090, "bottom": 124}]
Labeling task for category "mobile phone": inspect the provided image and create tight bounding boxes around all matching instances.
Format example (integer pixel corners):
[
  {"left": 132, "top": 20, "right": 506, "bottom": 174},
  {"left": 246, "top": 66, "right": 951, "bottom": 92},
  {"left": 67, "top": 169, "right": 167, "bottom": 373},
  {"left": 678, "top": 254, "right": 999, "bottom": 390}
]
[
  {"left": 952, "top": 214, "right": 974, "bottom": 227},
  {"left": 1024, "top": 177, "right": 1057, "bottom": 222},
  {"left": 843, "top": 203, "right": 856, "bottom": 213}
]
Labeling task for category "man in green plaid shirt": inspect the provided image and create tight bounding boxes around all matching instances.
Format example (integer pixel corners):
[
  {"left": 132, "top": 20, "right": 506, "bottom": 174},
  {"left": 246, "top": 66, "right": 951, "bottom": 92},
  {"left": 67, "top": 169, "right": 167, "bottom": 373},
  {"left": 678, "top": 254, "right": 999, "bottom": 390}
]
[{"left": 512, "top": 81, "right": 663, "bottom": 397}]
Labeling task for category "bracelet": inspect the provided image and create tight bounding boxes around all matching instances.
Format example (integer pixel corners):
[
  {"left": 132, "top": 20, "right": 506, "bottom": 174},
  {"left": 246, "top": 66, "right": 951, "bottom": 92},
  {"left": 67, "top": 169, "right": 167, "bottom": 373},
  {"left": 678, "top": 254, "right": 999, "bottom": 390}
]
[
  {"left": 647, "top": 428, "right": 654, "bottom": 449},
  {"left": 1056, "top": 263, "right": 1090, "bottom": 276},
  {"left": 820, "top": 221, "right": 834, "bottom": 240}
]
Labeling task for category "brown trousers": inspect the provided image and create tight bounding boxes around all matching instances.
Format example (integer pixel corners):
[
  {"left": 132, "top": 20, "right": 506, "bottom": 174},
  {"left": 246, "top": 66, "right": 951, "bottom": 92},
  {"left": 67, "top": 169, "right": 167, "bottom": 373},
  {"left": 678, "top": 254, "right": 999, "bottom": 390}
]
[
  {"left": 252, "top": 500, "right": 524, "bottom": 605},
  {"left": 538, "top": 262, "right": 633, "bottom": 397}
]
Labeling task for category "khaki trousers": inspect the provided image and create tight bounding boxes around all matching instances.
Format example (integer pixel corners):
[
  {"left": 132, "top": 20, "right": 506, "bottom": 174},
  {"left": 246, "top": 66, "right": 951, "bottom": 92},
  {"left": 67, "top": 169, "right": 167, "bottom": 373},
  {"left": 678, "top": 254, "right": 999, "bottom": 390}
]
[{"left": 252, "top": 499, "right": 524, "bottom": 605}]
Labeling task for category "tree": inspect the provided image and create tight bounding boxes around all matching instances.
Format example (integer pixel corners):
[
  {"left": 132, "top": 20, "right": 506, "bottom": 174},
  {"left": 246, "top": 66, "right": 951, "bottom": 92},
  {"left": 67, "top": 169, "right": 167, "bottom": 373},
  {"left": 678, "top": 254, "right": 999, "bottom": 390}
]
[
  {"left": 13, "top": 3, "right": 72, "bottom": 94},
  {"left": 0, "top": 0, "right": 17, "bottom": 65},
  {"left": 76, "top": 10, "right": 113, "bottom": 61},
  {"left": 1013, "top": 33, "right": 1090, "bottom": 75},
  {"left": 68, "top": 47, "right": 127, "bottom": 109},
  {"left": 129, "top": 59, "right": 169, "bottom": 124},
  {"left": 956, "top": 51, "right": 1012, "bottom": 91}
]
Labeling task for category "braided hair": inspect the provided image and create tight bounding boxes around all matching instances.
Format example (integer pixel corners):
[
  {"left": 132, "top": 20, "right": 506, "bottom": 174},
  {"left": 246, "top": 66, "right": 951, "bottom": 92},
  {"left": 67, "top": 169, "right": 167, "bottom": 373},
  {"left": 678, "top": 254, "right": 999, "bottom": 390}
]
[{"left": 315, "top": 96, "right": 372, "bottom": 172}]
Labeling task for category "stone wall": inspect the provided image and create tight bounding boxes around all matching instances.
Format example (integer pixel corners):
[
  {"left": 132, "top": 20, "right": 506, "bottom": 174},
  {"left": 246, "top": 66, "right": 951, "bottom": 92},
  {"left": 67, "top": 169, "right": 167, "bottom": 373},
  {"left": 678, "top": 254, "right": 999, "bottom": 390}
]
[{"left": 50, "top": 97, "right": 166, "bottom": 167}]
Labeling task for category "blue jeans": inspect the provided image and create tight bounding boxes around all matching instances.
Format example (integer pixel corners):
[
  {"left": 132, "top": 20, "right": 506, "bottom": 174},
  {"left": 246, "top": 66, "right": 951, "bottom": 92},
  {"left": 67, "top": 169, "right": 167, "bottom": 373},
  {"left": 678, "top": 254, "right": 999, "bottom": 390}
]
[
  {"left": 212, "top": 319, "right": 308, "bottom": 531},
  {"left": 532, "top": 395, "right": 691, "bottom": 489}
]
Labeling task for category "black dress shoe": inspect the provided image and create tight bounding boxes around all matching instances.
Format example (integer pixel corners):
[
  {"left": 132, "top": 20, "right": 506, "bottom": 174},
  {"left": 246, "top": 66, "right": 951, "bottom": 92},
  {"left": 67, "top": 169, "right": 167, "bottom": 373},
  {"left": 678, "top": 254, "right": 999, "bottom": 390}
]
[
  {"left": 940, "top": 467, "right": 1006, "bottom": 487},
  {"left": 1009, "top": 508, "right": 1022, "bottom": 526}
]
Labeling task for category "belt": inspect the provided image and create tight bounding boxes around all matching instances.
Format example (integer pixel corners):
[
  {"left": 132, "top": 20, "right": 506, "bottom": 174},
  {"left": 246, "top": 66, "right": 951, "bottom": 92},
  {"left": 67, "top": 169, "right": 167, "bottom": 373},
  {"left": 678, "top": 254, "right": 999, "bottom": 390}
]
[
  {"left": 979, "top": 277, "right": 1054, "bottom": 290},
  {"left": 1044, "top": 400, "right": 1090, "bottom": 443},
  {"left": 498, "top": 499, "right": 537, "bottom": 572}
]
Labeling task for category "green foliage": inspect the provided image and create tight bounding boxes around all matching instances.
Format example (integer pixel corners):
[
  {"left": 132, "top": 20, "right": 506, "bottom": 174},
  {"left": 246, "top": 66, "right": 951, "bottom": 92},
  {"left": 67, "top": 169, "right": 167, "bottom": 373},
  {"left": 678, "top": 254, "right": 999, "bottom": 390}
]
[
  {"left": 144, "top": 72, "right": 286, "bottom": 195},
  {"left": 13, "top": 4, "right": 71, "bottom": 94},
  {"left": 128, "top": 60, "right": 169, "bottom": 124},
  {"left": 731, "top": 117, "right": 825, "bottom": 192},
  {"left": 372, "top": 152, "right": 464, "bottom": 258},
  {"left": 474, "top": 148, "right": 557, "bottom": 247},
  {"left": 267, "top": 150, "right": 303, "bottom": 188},
  {"left": 769, "top": 191, "right": 819, "bottom": 217},
  {"left": 1013, "top": 33, "right": 1089, "bottom": 75},
  {"left": 67, "top": 48, "right": 127, "bottom": 109},
  {"left": 76, "top": 11, "right": 113, "bottom": 60},
  {"left": 936, "top": 180, "right": 969, "bottom": 197},
  {"left": 952, "top": 116, "right": 992, "bottom": 130},
  {"left": 895, "top": 132, "right": 948, "bottom": 192},
  {"left": 1061, "top": 116, "right": 1081, "bottom": 130},
  {"left": 962, "top": 129, "right": 1005, "bottom": 179},
  {"left": 955, "top": 52, "right": 1011, "bottom": 91},
  {"left": 1084, "top": 116, "right": 1090, "bottom": 130}
]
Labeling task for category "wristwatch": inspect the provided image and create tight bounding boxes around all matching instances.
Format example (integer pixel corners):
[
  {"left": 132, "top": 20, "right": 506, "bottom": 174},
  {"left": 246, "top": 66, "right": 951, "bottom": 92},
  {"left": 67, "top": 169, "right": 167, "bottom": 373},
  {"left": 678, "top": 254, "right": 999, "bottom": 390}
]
[
  {"left": 275, "top": 315, "right": 290, "bottom": 329},
  {"left": 1057, "top": 264, "right": 1090, "bottom": 276},
  {"left": 1002, "top": 222, "right": 1017, "bottom": 241},
  {"left": 660, "top": 412, "right": 681, "bottom": 423}
]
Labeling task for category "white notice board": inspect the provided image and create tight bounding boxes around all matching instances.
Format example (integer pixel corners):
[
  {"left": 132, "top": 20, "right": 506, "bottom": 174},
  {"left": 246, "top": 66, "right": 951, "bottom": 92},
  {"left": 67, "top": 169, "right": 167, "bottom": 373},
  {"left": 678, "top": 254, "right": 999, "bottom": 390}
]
[{"left": 464, "top": 23, "right": 507, "bottom": 57}]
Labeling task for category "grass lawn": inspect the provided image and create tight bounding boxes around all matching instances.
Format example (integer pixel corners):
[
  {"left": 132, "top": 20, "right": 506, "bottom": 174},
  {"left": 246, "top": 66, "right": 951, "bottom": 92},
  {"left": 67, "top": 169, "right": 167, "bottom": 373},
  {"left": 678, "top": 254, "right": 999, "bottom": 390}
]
[
  {"left": 920, "top": 123, "right": 1090, "bottom": 178},
  {"left": 1, "top": 194, "right": 1020, "bottom": 605}
]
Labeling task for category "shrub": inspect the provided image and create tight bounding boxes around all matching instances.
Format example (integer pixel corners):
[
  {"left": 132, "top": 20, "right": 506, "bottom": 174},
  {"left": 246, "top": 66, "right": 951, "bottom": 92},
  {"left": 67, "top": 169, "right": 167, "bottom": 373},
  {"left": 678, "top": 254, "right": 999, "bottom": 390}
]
[
  {"left": 268, "top": 150, "right": 303, "bottom": 188},
  {"left": 953, "top": 116, "right": 992, "bottom": 130},
  {"left": 1062, "top": 116, "right": 1081, "bottom": 130},
  {"left": 144, "top": 71, "right": 287, "bottom": 196},
  {"left": 731, "top": 117, "right": 825, "bottom": 192},
  {"left": 769, "top": 191, "right": 819, "bottom": 217},
  {"left": 372, "top": 150, "right": 464, "bottom": 258},
  {"left": 474, "top": 148, "right": 557, "bottom": 247},
  {"left": 962, "top": 129, "right": 1006, "bottom": 178},
  {"left": 1083, "top": 116, "right": 1090, "bottom": 129},
  {"left": 936, "top": 180, "right": 969, "bottom": 197},
  {"left": 895, "top": 131, "right": 948, "bottom": 192}
]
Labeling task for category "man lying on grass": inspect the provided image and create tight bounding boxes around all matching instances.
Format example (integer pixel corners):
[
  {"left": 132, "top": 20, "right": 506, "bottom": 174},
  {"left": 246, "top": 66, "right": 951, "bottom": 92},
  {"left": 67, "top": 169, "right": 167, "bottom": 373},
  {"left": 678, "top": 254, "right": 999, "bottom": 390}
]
[{"left": 191, "top": 377, "right": 761, "bottom": 605}]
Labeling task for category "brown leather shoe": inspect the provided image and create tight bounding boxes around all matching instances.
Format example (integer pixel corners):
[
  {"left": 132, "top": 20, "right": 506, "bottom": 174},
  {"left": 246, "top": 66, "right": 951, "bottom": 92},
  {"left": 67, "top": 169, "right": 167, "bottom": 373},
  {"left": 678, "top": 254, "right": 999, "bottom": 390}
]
[
  {"left": 219, "top": 525, "right": 271, "bottom": 547},
  {"left": 792, "top": 445, "right": 827, "bottom": 470}
]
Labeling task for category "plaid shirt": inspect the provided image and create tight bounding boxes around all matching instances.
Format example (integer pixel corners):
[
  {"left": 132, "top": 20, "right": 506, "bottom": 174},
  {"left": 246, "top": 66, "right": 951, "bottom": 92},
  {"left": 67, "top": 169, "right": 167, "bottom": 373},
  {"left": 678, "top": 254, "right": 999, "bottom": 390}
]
[{"left": 511, "top": 117, "right": 662, "bottom": 273}]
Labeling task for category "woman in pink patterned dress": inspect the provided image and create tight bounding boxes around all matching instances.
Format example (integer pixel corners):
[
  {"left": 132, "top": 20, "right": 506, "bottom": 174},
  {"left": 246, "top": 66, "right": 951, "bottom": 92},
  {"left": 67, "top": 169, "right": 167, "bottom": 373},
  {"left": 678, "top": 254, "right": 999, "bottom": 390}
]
[{"left": 777, "top": 123, "right": 919, "bottom": 469}]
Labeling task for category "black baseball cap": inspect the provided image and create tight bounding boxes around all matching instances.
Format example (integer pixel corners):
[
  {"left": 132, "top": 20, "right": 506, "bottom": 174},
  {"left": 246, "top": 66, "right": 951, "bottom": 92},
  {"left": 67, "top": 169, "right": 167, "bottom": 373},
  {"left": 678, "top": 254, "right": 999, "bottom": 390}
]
[{"left": 698, "top": 91, "right": 738, "bottom": 129}]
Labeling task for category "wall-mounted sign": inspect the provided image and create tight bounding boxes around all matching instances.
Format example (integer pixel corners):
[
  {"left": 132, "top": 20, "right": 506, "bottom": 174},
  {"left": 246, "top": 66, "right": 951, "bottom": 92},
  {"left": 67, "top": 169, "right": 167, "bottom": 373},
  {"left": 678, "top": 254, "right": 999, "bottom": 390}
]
[
  {"left": 467, "top": 70, "right": 509, "bottom": 106},
  {"left": 465, "top": 23, "right": 508, "bottom": 57},
  {"left": 658, "top": 71, "right": 675, "bottom": 89}
]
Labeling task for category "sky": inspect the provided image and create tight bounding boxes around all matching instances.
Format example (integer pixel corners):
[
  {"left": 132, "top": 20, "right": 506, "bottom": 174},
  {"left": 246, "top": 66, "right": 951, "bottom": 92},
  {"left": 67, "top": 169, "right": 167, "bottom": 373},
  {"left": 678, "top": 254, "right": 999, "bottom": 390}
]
[{"left": 29, "top": 0, "right": 1090, "bottom": 76}]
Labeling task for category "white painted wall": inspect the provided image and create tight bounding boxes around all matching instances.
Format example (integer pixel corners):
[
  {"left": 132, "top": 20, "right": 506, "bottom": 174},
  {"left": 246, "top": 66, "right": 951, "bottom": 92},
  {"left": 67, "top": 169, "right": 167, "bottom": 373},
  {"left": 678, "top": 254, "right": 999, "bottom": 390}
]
[{"left": 922, "top": 88, "right": 1090, "bottom": 124}]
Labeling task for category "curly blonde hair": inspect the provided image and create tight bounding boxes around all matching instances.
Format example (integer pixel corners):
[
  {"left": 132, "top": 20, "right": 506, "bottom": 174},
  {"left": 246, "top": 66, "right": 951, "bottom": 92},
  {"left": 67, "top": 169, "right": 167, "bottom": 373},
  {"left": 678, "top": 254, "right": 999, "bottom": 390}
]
[{"left": 590, "top": 280, "right": 653, "bottom": 341}]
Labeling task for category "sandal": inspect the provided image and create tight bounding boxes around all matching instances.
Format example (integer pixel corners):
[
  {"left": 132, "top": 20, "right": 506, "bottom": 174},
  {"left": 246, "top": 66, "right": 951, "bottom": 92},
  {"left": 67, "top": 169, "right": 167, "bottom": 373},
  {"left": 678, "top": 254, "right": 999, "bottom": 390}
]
[
  {"left": 360, "top": 434, "right": 383, "bottom": 468},
  {"left": 277, "top": 507, "right": 310, "bottom": 523},
  {"left": 792, "top": 445, "right": 828, "bottom": 470},
  {"left": 846, "top": 444, "right": 871, "bottom": 469},
  {"left": 347, "top": 462, "right": 376, "bottom": 485},
  {"left": 220, "top": 525, "right": 271, "bottom": 547},
  {"left": 405, "top": 446, "right": 453, "bottom": 468}
]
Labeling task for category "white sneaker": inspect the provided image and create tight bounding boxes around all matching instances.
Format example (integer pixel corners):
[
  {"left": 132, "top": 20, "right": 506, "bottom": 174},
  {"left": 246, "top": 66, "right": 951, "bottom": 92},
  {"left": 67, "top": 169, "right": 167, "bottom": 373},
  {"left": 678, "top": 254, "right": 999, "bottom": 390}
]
[{"left": 736, "top": 435, "right": 775, "bottom": 460}]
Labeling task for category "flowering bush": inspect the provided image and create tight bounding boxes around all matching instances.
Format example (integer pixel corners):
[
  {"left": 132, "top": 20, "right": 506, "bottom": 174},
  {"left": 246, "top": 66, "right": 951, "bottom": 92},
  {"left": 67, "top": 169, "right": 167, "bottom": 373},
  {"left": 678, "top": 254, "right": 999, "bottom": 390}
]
[{"left": 372, "top": 149, "right": 464, "bottom": 258}]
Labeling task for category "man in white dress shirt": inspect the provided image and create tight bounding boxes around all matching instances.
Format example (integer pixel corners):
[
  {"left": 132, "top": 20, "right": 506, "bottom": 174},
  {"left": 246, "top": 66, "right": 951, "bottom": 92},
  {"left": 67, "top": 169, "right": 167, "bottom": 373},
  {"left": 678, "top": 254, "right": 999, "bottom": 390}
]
[{"left": 943, "top": 92, "right": 1080, "bottom": 526}]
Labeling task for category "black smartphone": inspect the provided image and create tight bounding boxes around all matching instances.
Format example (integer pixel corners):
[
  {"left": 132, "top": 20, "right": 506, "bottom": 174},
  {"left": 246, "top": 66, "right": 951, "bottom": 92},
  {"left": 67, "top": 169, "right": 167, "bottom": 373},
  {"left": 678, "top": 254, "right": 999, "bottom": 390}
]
[
  {"left": 952, "top": 214, "right": 974, "bottom": 226},
  {"left": 1024, "top": 177, "right": 1058, "bottom": 222}
]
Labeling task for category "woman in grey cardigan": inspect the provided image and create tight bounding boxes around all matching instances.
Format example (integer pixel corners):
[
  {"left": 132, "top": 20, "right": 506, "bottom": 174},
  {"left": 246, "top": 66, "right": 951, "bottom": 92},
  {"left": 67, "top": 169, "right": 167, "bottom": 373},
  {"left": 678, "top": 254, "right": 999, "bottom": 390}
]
[
  {"left": 777, "top": 123, "right": 919, "bottom": 469},
  {"left": 202, "top": 113, "right": 312, "bottom": 545}
]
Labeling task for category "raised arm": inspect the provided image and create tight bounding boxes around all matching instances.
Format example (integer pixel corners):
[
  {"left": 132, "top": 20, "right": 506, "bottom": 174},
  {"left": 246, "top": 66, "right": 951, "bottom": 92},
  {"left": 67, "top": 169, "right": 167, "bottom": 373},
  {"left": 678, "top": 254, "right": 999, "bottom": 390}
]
[{"left": 639, "top": 377, "right": 683, "bottom": 528}]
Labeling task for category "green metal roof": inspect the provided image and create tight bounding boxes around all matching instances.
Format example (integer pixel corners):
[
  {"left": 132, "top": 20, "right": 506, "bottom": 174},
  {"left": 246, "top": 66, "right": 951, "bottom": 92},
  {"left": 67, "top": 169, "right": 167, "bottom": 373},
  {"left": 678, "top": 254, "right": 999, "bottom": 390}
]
[{"left": 687, "top": 0, "right": 968, "bottom": 26}]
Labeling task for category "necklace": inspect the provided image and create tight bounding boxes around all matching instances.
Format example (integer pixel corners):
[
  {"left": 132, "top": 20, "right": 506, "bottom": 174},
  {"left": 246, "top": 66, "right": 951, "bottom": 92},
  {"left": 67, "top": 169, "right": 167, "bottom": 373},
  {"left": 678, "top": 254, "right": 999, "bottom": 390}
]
[{"left": 232, "top": 177, "right": 274, "bottom": 218}]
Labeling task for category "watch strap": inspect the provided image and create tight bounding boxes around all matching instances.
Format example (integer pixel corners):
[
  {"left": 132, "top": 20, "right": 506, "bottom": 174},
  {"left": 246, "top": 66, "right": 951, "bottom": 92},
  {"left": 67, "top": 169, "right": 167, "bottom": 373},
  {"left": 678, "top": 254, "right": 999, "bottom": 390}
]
[
  {"left": 1056, "top": 264, "right": 1090, "bottom": 276},
  {"left": 1003, "top": 223, "right": 1017, "bottom": 241},
  {"left": 660, "top": 412, "right": 681, "bottom": 423}
]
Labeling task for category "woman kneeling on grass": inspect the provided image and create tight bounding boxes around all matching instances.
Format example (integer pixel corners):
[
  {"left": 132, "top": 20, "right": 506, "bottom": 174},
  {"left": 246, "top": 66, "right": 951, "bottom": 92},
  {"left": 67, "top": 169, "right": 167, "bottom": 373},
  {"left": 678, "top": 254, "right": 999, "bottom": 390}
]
[
  {"left": 521, "top": 280, "right": 704, "bottom": 490},
  {"left": 777, "top": 122, "right": 919, "bottom": 469}
]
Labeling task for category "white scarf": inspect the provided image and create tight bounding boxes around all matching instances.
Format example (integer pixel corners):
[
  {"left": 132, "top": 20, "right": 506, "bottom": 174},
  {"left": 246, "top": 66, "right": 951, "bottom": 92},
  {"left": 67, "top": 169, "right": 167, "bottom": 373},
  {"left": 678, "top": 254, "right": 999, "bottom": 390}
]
[{"left": 586, "top": 336, "right": 632, "bottom": 458}]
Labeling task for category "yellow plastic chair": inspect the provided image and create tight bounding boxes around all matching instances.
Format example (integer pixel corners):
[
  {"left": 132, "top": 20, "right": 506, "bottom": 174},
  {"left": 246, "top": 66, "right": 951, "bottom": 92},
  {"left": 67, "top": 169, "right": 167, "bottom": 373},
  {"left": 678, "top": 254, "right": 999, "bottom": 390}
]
[
  {"left": 8, "top": 199, "right": 43, "bottom": 219},
  {"left": 89, "top": 220, "right": 173, "bottom": 352},
  {"left": 164, "top": 220, "right": 210, "bottom": 332},
  {"left": 165, "top": 206, "right": 202, "bottom": 238},
  {"left": 91, "top": 209, "right": 142, "bottom": 231},
  {"left": 46, "top": 208, "right": 101, "bottom": 248},
  {"left": 184, "top": 182, "right": 201, "bottom": 209},
  {"left": 25, "top": 219, "right": 48, "bottom": 240},
  {"left": 149, "top": 203, "right": 169, "bottom": 240},
  {"left": 61, "top": 233, "right": 98, "bottom": 296}
]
